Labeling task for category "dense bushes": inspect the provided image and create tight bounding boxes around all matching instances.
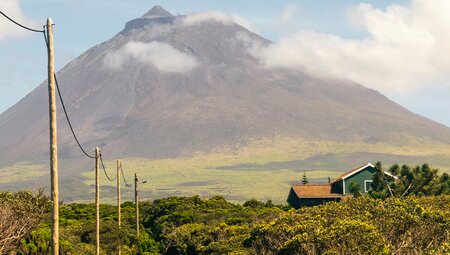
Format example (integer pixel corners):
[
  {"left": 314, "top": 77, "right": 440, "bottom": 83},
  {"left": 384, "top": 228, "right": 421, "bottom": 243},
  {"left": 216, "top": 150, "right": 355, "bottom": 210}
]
[
  {"left": 142, "top": 195, "right": 282, "bottom": 254},
  {"left": 13, "top": 195, "right": 450, "bottom": 254},
  {"left": 15, "top": 196, "right": 282, "bottom": 254},
  {"left": 18, "top": 202, "right": 140, "bottom": 255},
  {"left": 8, "top": 161, "right": 450, "bottom": 254},
  {"left": 247, "top": 196, "right": 450, "bottom": 254},
  {"left": 0, "top": 190, "right": 51, "bottom": 254}
]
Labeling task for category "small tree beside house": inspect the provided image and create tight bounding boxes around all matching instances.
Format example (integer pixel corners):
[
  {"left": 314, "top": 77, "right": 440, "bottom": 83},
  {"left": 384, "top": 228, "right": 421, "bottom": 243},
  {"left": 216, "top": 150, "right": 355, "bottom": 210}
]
[{"left": 301, "top": 171, "right": 309, "bottom": 185}]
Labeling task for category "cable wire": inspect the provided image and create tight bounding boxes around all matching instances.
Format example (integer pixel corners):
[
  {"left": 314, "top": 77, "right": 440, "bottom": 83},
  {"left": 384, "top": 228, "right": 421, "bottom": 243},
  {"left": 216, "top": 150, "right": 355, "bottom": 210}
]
[
  {"left": 42, "top": 23, "right": 94, "bottom": 159},
  {"left": 2, "top": 9, "right": 97, "bottom": 161},
  {"left": 42, "top": 21, "right": 96, "bottom": 160},
  {"left": 99, "top": 153, "right": 116, "bottom": 182},
  {"left": 5, "top": 11, "right": 121, "bottom": 186},
  {"left": 120, "top": 163, "right": 132, "bottom": 187},
  {"left": 0, "top": 10, "right": 45, "bottom": 33},
  {"left": 43, "top": 26, "right": 48, "bottom": 47},
  {"left": 55, "top": 74, "right": 96, "bottom": 159}
]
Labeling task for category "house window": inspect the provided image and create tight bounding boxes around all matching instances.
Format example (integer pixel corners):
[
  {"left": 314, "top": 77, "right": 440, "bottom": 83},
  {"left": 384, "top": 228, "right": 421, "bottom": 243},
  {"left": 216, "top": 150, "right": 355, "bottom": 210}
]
[{"left": 364, "top": 180, "right": 373, "bottom": 192}]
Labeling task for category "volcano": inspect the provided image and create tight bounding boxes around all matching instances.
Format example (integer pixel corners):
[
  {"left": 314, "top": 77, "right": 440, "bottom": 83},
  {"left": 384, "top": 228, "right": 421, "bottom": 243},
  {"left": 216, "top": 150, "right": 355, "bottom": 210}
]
[{"left": 1, "top": 6, "right": 450, "bottom": 201}]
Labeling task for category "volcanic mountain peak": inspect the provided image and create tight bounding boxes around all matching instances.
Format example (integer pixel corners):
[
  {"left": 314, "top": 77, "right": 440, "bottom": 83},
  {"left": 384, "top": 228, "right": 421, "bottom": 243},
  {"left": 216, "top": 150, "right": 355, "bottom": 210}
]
[
  {"left": 2, "top": 6, "right": 450, "bottom": 201},
  {"left": 123, "top": 5, "right": 175, "bottom": 33},
  {"left": 142, "top": 5, "right": 174, "bottom": 19}
]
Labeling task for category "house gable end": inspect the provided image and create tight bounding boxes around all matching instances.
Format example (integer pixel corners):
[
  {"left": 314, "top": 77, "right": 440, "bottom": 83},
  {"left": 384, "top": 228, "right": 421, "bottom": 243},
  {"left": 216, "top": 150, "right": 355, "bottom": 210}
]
[
  {"left": 286, "top": 187, "right": 300, "bottom": 208},
  {"left": 344, "top": 165, "right": 376, "bottom": 194},
  {"left": 331, "top": 179, "right": 344, "bottom": 194},
  {"left": 340, "top": 163, "right": 375, "bottom": 180},
  {"left": 330, "top": 163, "right": 376, "bottom": 194}
]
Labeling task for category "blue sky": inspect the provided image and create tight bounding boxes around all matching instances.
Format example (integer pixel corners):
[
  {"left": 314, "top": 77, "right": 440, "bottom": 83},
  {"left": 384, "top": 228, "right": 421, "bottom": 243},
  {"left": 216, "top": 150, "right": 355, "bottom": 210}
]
[{"left": 1, "top": 0, "right": 449, "bottom": 126}]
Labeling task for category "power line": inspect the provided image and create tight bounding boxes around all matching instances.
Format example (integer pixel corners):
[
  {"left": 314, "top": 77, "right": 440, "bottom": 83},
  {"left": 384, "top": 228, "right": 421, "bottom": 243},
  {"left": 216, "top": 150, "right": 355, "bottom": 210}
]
[
  {"left": 43, "top": 26, "right": 48, "bottom": 46},
  {"left": 2, "top": 9, "right": 99, "bottom": 161},
  {"left": 54, "top": 74, "right": 96, "bottom": 159},
  {"left": 3, "top": 9, "right": 120, "bottom": 187},
  {"left": 120, "top": 164, "right": 132, "bottom": 187},
  {"left": 99, "top": 153, "right": 116, "bottom": 182},
  {"left": 1, "top": 9, "right": 94, "bottom": 160},
  {"left": 55, "top": 73, "right": 117, "bottom": 182},
  {"left": 39, "top": 21, "right": 94, "bottom": 159},
  {"left": 0, "top": 10, "right": 45, "bottom": 33}
]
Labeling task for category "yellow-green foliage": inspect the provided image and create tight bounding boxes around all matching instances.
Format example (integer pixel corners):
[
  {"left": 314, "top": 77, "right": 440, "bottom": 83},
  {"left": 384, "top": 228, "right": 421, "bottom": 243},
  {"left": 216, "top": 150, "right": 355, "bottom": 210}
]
[
  {"left": 16, "top": 195, "right": 450, "bottom": 255},
  {"left": 248, "top": 196, "right": 450, "bottom": 255}
]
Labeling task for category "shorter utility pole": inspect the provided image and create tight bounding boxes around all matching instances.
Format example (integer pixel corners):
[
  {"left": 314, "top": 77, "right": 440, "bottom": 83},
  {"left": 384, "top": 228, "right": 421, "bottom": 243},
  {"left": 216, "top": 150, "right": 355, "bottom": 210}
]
[
  {"left": 95, "top": 147, "right": 100, "bottom": 255},
  {"left": 135, "top": 173, "right": 139, "bottom": 240},
  {"left": 117, "top": 160, "right": 121, "bottom": 255}
]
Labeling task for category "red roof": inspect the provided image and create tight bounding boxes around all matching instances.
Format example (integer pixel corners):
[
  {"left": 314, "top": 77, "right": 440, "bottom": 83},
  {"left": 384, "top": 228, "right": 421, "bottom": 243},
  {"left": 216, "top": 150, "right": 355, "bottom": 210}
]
[{"left": 291, "top": 184, "right": 343, "bottom": 198}]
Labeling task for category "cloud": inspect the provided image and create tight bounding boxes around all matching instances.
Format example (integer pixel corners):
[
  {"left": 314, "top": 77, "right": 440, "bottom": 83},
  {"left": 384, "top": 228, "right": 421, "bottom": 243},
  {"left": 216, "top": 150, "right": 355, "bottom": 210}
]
[
  {"left": 253, "top": 0, "right": 450, "bottom": 95},
  {"left": 181, "top": 11, "right": 259, "bottom": 33},
  {"left": 104, "top": 41, "right": 199, "bottom": 73},
  {"left": 0, "top": 0, "right": 37, "bottom": 40},
  {"left": 281, "top": 3, "right": 298, "bottom": 23}
]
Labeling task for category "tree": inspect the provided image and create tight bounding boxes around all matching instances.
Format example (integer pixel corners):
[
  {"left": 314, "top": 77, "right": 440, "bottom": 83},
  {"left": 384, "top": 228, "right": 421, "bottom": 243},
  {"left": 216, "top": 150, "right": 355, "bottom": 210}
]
[
  {"left": 301, "top": 171, "right": 309, "bottom": 185},
  {"left": 0, "top": 190, "right": 51, "bottom": 254},
  {"left": 348, "top": 181, "right": 362, "bottom": 197},
  {"left": 369, "top": 162, "right": 449, "bottom": 198},
  {"left": 370, "top": 161, "right": 389, "bottom": 198}
]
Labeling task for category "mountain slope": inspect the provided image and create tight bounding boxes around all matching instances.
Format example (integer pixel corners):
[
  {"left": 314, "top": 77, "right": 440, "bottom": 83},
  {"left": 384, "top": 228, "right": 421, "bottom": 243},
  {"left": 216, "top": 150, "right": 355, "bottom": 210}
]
[{"left": 1, "top": 6, "right": 450, "bottom": 201}]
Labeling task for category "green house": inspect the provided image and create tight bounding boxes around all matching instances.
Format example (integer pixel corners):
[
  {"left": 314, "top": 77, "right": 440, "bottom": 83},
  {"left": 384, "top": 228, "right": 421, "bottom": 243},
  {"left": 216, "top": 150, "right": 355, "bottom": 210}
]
[
  {"left": 287, "top": 163, "right": 396, "bottom": 208},
  {"left": 332, "top": 163, "right": 378, "bottom": 194}
]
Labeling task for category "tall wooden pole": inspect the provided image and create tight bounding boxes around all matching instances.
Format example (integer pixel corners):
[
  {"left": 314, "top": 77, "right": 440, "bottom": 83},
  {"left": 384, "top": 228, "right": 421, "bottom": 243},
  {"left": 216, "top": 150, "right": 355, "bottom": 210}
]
[
  {"left": 117, "top": 160, "right": 121, "bottom": 255},
  {"left": 46, "top": 18, "right": 59, "bottom": 255},
  {"left": 95, "top": 147, "right": 100, "bottom": 255},
  {"left": 135, "top": 173, "right": 139, "bottom": 240}
]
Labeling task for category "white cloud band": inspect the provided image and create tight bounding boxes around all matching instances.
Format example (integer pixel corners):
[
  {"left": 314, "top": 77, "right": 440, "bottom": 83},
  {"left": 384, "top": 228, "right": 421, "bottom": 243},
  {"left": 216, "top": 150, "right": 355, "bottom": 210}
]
[
  {"left": 253, "top": 0, "right": 450, "bottom": 95},
  {"left": 104, "top": 41, "right": 199, "bottom": 74},
  {"left": 181, "top": 11, "right": 259, "bottom": 33}
]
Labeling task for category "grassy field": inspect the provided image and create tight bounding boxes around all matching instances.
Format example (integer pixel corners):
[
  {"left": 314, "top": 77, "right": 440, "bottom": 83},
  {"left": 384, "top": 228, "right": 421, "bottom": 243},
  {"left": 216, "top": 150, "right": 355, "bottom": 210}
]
[
  {"left": 0, "top": 162, "right": 47, "bottom": 184},
  {"left": 2, "top": 135, "right": 450, "bottom": 203},
  {"left": 81, "top": 136, "right": 450, "bottom": 204}
]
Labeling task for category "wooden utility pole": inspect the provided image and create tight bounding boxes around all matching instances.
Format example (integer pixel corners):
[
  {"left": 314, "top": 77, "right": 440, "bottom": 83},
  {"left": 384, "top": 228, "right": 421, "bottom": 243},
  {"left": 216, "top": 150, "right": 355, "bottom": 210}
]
[
  {"left": 46, "top": 17, "right": 59, "bottom": 255},
  {"left": 135, "top": 173, "right": 139, "bottom": 240},
  {"left": 117, "top": 160, "right": 121, "bottom": 255},
  {"left": 95, "top": 147, "right": 100, "bottom": 255}
]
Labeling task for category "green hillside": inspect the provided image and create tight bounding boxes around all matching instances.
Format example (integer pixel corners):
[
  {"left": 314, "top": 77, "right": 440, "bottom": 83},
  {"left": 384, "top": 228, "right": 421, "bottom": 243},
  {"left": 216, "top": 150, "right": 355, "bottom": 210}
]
[
  {"left": 80, "top": 136, "right": 450, "bottom": 204},
  {"left": 2, "top": 136, "right": 450, "bottom": 203}
]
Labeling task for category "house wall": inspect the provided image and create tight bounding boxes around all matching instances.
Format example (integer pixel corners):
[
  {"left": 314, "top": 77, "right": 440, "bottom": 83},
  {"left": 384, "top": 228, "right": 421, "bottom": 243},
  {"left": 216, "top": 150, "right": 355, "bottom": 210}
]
[
  {"left": 331, "top": 180, "right": 343, "bottom": 194},
  {"left": 344, "top": 166, "right": 375, "bottom": 194},
  {"left": 286, "top": 188, "right": 300, "bottom": 208}
]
